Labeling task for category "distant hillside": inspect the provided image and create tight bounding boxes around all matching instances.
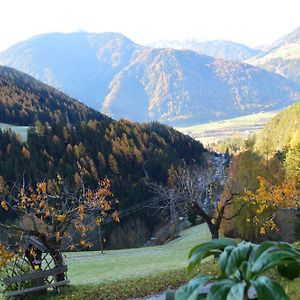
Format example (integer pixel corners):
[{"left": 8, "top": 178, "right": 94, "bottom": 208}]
[
  {"left": 150, "top": 39, "right": 261, "bottom": 61},
  {"left": 1, "top": 32, "right": 299, "bottom": 125},
  {"left": 248, "top": 26, "right": 300, "bottom": 85},
  {"left": 0, "top": 32, "right": 139, "bottom": 110},
  {"left": 103, "top": 48, "right": 299, "bottom": 124},
  {"left": 0, "top": 65, "right": 103, "bottom": 126},
  {"left": 255, "top": 102, "right": 300, "bottom": 153}
]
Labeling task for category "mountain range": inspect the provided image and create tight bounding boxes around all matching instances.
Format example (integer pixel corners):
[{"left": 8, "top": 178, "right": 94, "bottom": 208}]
[
  {"left": 150, "top": 39, "right": 261, "bottom": 61},
  {"left": 248, "top": 26, "right": 300, "bottom": 85},
  {"left": 1, "top": 30, "right": 300, "bottom": 125}
]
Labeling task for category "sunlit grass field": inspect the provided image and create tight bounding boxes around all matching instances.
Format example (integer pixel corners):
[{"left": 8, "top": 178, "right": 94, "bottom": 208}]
[
  {"left": 2, "top": 224, "right": 300, "bottom": 300},
  {"left": 66, "top": 224, "right": 210, "bottom": 285}
]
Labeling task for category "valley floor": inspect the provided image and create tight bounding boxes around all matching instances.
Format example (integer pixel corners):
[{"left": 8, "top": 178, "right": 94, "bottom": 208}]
[{"left": 176, "top": 111, "right": 278, "bottom": 146}]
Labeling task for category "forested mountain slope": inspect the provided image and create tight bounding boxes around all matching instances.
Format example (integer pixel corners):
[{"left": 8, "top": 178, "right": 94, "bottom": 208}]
[
  {"left": 0, "top": 65, "right": 206, "bottom": 248},
  {"left": 255, "top": 102, "right": 300, "bottom": 153},
  {"left": 0, "top": 65, "right": 104, "bottom": 126}
]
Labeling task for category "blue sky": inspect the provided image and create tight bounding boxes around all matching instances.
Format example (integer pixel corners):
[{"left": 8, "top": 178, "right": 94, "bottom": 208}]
[{"left": 1, "top": 0, "right": 299, "bottom": 51}]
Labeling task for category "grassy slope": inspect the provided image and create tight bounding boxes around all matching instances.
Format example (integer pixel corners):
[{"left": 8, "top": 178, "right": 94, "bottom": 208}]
[
  {"left": 0, "top": 123, "right": 28, "bottom": 141},
  {"left": 66, "top": 224, "right": 210, "bottom": 285},
  {"left": 0, "top": 225, "right": 210, "bottom": 300},
  {"left": 2, "top": 225, "right": 300, "bottom": 300},
  {"left": 176, "top": 111, "right": 279, "bottom": 145}
]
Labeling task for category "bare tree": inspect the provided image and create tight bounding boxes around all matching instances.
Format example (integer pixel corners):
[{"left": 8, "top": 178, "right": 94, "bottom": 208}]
[{"left": 149, "top": 159, "right": 244, "bottom": 239}]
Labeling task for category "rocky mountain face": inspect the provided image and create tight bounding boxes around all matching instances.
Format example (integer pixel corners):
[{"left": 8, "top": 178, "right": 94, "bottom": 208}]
[
  {"left": 248, "top": 26, "right": 300, "bottom": 85},
  {"left": 150, "top": 39, "right": 261, "bottom": 61},
  {"left": 1, "top": 32, "right": 299, "bottom": 125}
]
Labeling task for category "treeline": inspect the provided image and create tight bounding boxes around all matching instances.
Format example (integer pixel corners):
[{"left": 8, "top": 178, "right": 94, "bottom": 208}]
[
  {"left": 255, "top": 102, "right": 300, "bottom": 153},
  {"left": 0, "top": 119, "right": 205, "bottom": 248},
  {"left": 0, "top": 66, "right": 103, "bottom": 126}
]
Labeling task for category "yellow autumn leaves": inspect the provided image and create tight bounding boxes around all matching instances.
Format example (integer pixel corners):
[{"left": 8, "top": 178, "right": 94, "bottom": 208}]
[
  {"left": 1, "top": 200, "right": 8, "bottom": 211},
  {"left": 244, "top": 176, "right": 300, "bottom": 235}
]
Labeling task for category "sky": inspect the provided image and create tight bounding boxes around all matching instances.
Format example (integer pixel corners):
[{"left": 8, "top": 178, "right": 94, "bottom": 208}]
[{"left": 0, "top": 0, "right": 300, "bottom": 51}]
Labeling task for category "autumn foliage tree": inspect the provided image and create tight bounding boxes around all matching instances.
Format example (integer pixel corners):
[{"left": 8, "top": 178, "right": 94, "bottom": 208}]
[
  {"left": 243, "top": 176, "right": 300, "bottom": 236},
  {"left": 0, "top": 174, "right": 119, "bottom": 269}
]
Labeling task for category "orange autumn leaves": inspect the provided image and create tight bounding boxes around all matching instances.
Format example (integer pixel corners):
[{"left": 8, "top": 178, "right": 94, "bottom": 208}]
[
  {"left": 244, "top": 176, "right": 300, "bottom": 235},
  {"left": 0, "top": 243, "right": 14, "bottom": 266},
  {"left": 0, "top": 176, "right": 120, "bottom": 255}
]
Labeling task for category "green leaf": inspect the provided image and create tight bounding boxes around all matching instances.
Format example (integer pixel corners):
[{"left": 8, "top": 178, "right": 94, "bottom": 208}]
[
  {"left": 188, "top": 239, "right": 236, "bottom": 272},
  {"left": 247, "top": 241, "right": 300, "bottom": 279},
  {"left": 248, "top": 241, "right": 275, "bottom": 266},
  {"left": 224, "top": 242, "right": 254, "bottom": 276},
  {"left": 278, "top": 262, "right": 300, "bottom": 280},
  {"left": 175, "top": 275, "right": 212, "bottom": 300},
  {"left": 251, "top": 276, "right": 289, "bottom": 300},
  {"left": 165, "top": 290, "right": 176, "bottom": 300},
  {"left": 250, "top": 250, "right": 300, "bottom": 277},
  {"left": 207, "top": 279, "right": 236, "bottom": 300},
  {"left": 226, "top": 282, "right": 246, "bottom": 300},
  {"left": 219, "top": 245, "right": 235, "bottom": 276}
]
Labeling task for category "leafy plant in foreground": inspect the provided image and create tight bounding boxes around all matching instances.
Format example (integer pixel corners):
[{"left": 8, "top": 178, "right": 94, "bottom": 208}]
[{"left": 167, "top": 239, "right": 300, "bottom": 300}]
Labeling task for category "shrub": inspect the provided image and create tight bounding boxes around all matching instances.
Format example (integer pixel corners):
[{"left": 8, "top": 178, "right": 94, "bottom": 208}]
[{"left": 168, "top": 239, "right": 300, "bottom": 300}]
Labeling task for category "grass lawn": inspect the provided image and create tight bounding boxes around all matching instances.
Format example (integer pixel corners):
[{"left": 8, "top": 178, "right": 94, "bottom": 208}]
[{"left": 65, "top": 224, "right": 211, "bottom": 285}]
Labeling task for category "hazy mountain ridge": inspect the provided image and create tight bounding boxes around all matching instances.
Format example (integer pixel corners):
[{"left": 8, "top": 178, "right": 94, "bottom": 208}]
[
  {"left": 150, "top": 39, "right": 261, "bottom": 61},
  {"left": 103, "top": 48, "right": 299, "bottom": 124},
  {"left": 0, "top": 32, "right": 140, "bottom": 110},
  {"left": 248, "top": 26, "right": 300, "bottom": 85},
  {"left": 1, "top": 32, "right": 299, "bottom": 125}
]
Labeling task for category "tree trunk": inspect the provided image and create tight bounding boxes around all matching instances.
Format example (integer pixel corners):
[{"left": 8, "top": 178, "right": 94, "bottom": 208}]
[
  {"left": 50, "top": 249, "right": 65, "bottom": 282},
  {"left": 208, "top": 223, "right": 220, "bottom": 239},
  {"left": 211, "top": 230, "right": 219, "bottom": 239}
]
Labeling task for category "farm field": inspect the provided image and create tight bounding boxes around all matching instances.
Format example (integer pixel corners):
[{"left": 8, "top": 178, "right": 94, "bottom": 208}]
[
  {"left": 0, "top": 123, "right": 29, "bottom": 141},
  {"left": 176, "top": 111, "right": 279, "bottom": 146}
]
